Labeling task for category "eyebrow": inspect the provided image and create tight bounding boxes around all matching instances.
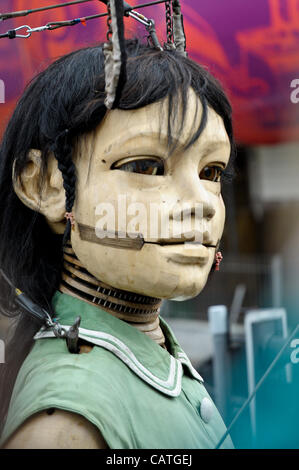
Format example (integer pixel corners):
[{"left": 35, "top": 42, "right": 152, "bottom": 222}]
[
  {"left": 200, "top": 141, "right": 231, "bottom": 157},
  {"left": 102, "top": 132, "right": 231, "bottom": 161},
  {"left": 102, "top": 132, "right": 182, "bottom": 156}
]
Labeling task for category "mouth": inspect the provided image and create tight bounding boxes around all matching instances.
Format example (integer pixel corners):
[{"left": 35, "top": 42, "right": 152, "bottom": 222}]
[
  {"left": 152, "top": 242, "right": 212, "bottom": 266},
  {"left": 145, "top": 241, "right": 217, "bottom": 248},
  {"left": 78, "top": 223, "right": 218, "bottom": 252},
  {"left": 143, "top": 233, "right": 217, "bottom": 248}
]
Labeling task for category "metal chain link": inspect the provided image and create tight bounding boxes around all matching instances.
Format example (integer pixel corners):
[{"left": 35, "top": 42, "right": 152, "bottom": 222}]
[
  {"left": 165, "top": 0, "right": 173, "bottom": 44},
  {"left": 106, "top": 0, "right": 112, "bottom": 42}
]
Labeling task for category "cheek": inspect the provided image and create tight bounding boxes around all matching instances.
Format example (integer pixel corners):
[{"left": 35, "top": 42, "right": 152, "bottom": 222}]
[
  {"left": 75, "top": 171, "right": 172, "bottom": 238},
  {"left": 208, "top": 194, "right": 225, "bottom": 242},
  {"left": 219, "top": 195, "right": 226, "bottom": 225}
]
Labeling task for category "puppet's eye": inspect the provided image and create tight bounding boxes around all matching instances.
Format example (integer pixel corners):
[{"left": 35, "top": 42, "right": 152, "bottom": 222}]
[
  {"left": 111, "top": 157, "right": 164, "bottom": 176},
  {"left": 199, "top": 165, "right": 224, "bottom": 182}
]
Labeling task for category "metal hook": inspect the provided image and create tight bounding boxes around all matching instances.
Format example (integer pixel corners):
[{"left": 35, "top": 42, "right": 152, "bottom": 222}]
[
  {"left": 28, "top": 25, "right": 50, "bottom": 34},
  {"left": 146, "top": 19, "right": 163, "bottom": 51},
  {"left": 66, "top": 316, "right": 81, "bottom": 354},
  {"left": 13, "top": 25, "right": 31, "bottom": 38}
]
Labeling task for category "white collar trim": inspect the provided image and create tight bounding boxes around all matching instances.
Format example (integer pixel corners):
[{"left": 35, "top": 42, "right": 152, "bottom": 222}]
[{"left": 34, "top": 325, "right": 189, "bottom": 397}]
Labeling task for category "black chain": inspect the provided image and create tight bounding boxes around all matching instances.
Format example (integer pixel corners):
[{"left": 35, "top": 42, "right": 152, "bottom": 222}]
[
  {"left": 165, "top": 0, "right": 173, "bottom": 44},
  {"left": 106, "top": 0, "right": 112, "bottom": 41}
]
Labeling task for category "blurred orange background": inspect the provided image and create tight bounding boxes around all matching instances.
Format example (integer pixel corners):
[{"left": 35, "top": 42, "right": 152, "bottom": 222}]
[{"left": 1, "top": 0, "right": 299, "bottom": 145}]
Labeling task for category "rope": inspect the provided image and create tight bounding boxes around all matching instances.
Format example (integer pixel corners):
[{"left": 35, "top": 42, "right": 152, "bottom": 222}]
[{"left": 165, "top": 1, "right": 173, "bottom": 44}]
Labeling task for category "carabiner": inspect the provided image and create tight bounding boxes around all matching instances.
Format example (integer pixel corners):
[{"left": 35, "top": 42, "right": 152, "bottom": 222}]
[
  {"left": 44, "top": 311, "right": 67, "bottom": 339},
  {"left": 28, "top": 25, "right": 49, "bottom": 34},
  {"left": 13, "top": 25, "right": 31, "bottom": 38}
]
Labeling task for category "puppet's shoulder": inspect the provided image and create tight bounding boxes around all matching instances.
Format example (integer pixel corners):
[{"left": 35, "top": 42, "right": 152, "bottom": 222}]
[
  {"left": 3, "top": 408, "right": 108, "bottom": 449},
  {"left": 0, "top": 338, "right": 127, "bottom": 448},
  {"left": 2, "top": 340, "right": 110, "bottom": 449}
]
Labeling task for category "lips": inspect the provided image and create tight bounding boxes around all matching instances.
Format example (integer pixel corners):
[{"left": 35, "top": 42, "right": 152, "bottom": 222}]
[
  {"left": 157, "top": 243, "right": 211, "bottom": 265},
  {"left": 145, "top": 240, "right": 216, "bottom": 247},
  {"left": 143, "top": 233, "right": 216, "bottom": 247}
]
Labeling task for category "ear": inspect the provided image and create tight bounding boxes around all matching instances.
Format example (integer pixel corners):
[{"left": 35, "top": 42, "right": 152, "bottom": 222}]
[{"left": 13, "top": 149, "right": 66, "bottom": 234}]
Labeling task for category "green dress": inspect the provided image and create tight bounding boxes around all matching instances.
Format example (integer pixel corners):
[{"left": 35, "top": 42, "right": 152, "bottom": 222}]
[{"left": 0, "top": 291, "right": 233, "bottom": 449}]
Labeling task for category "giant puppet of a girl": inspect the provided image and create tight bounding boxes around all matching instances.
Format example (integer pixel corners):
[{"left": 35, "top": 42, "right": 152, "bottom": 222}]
[{"left": 0, "top": 0, "right": 234, "bottom": 449}]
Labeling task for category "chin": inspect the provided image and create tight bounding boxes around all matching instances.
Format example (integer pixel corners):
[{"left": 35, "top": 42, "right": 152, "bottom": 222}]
[
  {"left": 166, "top": 286, "right": 205, "bottom": 302},
  {"left": 163, "top": 273, "right": 209, "bottom": 301},
  {"left": 168, "top": 294, "right": 200, "bottom": 302}
]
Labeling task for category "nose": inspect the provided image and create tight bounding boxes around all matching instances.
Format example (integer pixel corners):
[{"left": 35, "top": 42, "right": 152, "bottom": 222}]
[
  {"left": 170, "top": 203, "right": 215, "bottom": 221},
  {"left": 171, "top": 167, "right": 216, "bottom": 221}
]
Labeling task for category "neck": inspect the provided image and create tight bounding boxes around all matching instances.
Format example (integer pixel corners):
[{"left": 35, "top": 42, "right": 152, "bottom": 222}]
[{"left": 59, "top": 244, "right": 166, "bottom": 348}]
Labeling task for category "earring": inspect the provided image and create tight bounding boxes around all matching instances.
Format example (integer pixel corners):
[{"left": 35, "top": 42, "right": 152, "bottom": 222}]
[
  {"left": 215, "top": 251, "right": 223, "bottom": 271},
  {"left": 65, "top": 212, "right": 75, "bottom": 230}
]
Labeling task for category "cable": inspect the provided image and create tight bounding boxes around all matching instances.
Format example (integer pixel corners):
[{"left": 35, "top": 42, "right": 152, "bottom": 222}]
[
  {"left": 125, "top": 0, "right": 169, "bottom": 10},
  {"left": 47, "top": 13, "right": 107, "bottom": 30},
  {"left": 215, "top": 322, "right": 299, "bottom": 449},
  {"left": 0, "top": 1, "right": 97, "bottom": 21},
  {"left": 0, "top": 0, "right": 168, "bottom": 22},
  {"left": 0, "top": 1, "right": 169, "bottom": 39}
]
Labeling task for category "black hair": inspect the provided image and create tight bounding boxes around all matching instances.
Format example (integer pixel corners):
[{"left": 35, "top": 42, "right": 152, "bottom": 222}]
[{"left": 0, "top": 38, "right": 234, "bottom": 434}]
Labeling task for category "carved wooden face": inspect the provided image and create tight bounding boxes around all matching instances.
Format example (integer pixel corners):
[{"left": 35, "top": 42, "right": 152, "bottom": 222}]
[
  {"left": 14, "top": 89, "right": 231, "bottom": 300},
  {"left": 71, "top": 89, "right": 231, "bottom": 299}
]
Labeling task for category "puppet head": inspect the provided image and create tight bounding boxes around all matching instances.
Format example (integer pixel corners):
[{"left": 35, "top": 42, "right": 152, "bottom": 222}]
[{"left": 0, "top": 39, "right": 234, "bottom": 308}]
